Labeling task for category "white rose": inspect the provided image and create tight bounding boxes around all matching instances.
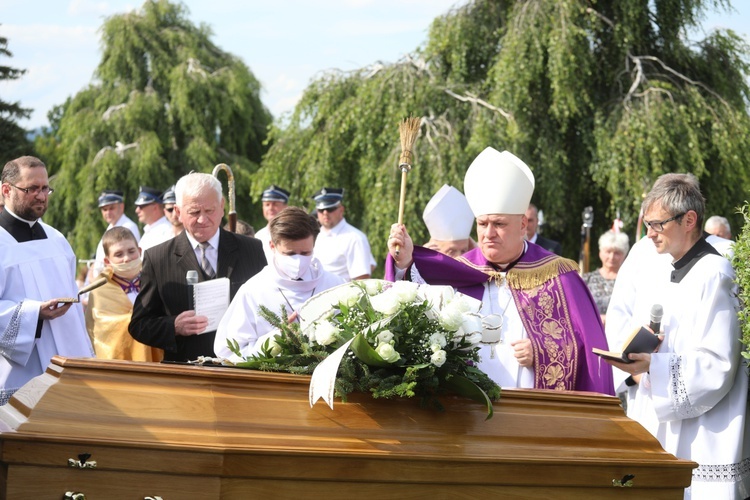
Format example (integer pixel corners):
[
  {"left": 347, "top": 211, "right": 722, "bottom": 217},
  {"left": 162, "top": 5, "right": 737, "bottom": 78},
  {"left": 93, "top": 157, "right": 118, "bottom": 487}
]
[
  {"left": 430, "top": 349, "right": 447, "bottom": 367},
  {"left": 430, "top": 343, "right": 442, "bottom": 353},
  {"left": 312, "top": 321, "right": 339, "bottom": 346},
  {"left": 376, "top": 330, "right": 394, "bottom": 344},
  {"left": 457, "top": 313, "right": 483, "bottom": 338},
  {"left": 370, "top": 290, "right": 401, "bottom": 315},
  {"left": 438, "top": 304, "right": 464, "bottom": 331},
  {"left": 337, "top": 286, "right": 363, "bottom": 307},
  {"left": 449, "top": 294, "right": 481, "bottom": 314},
  {"left": 267, "top": 338, "right": 282, "bottom": 356},
  {"left": 376, "top": 342, "right": 401, "bottom": 363},
  {"left": 364, "top": 280, "right": 382, "bottom": 296},
  {"left": 391, "top": 280, "right": 419, "bottom": 304},
  {"left": 418, "top": 285, "right": 455, "bottom": 310},
  {"left": 428, "top": 332, "right": 447, "bottom": 348}
]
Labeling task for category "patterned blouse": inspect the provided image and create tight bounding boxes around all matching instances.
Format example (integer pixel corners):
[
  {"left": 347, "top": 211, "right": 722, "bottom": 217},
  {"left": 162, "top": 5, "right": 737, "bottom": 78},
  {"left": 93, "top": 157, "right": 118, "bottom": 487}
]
[{"left": 582, "top": 269, "right": 616, "bottom": 315}]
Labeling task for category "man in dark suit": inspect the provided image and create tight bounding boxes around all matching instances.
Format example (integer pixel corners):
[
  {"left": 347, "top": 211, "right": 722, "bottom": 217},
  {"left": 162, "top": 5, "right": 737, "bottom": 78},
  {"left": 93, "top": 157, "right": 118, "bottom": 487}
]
[
  {"left": 129, "top": 172, "right": 266, "bottom": 361},
  {"left": 525, "top": 203, "right": 562, "bottom": 255}
]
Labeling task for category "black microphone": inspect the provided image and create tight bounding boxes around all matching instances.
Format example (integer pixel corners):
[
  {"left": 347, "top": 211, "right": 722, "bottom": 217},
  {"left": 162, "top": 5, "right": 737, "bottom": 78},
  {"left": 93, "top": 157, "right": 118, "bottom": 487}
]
[
  {"left": 649, "top": 304, "right": 663, "bottom": 334},
  {"left": 186, "top": 270, "right": 199, "bottom": 310}
]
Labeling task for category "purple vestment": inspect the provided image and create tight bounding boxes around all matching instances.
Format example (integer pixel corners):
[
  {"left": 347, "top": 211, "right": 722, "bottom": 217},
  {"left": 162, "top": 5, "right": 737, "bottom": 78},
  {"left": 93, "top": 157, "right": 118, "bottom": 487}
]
[{"left": 386, "top": 244, "right": 614, "bottom": 395}]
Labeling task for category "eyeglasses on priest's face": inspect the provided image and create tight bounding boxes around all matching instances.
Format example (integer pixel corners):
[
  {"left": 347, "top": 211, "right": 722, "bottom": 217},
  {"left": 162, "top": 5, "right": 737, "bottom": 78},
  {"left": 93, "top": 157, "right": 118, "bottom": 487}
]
[
  {"left": 643, "top": 212, "right": 685, "bottom": 233},
  {"left": 7, "top": 183, "right": 54, "bottom": 196}
]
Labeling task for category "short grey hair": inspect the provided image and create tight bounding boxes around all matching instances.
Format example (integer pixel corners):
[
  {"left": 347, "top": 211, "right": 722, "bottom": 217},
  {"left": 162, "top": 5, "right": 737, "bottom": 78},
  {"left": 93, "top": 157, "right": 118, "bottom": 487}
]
[
  {"left": 598, "top": 230, "right": 630, "bottom": 255},
  {"left": 704, "top": 215, "right": 731, "bottom": 239},
  {"left": 642, "top": 173, "right": 705, "bottom": 232},
  {"left": 175, "top": 172, "right": 222, "bottom": 207}
]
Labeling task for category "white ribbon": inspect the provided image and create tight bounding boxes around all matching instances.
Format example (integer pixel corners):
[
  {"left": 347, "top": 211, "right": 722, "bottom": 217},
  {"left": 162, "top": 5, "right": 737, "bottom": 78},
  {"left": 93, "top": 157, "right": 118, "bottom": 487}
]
[{"left": 309, "top": 338, "right": 355, "bottom": 409}]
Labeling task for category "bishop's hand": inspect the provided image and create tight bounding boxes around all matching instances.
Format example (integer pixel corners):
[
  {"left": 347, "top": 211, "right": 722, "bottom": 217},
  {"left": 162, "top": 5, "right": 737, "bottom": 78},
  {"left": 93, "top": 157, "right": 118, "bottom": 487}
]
[{"left": 388, "top": 223, "right": 414, "bottom": 269}]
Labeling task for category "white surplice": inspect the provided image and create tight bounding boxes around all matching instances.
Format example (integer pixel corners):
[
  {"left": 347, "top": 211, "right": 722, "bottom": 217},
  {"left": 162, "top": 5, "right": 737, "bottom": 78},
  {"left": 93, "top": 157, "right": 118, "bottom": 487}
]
[
  {"left": 608, "top": 238, "right": 750, "bottom": 499},
  {"left": 0, "top": 224, "right": 94, "bottom": 404},
  {"left": 214, "top": 257, "right": 345, "bottom": 360}
]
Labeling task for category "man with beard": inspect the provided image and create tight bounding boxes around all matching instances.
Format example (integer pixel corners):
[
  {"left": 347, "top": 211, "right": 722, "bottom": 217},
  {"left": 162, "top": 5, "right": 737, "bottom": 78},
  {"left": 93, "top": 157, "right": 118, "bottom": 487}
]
[{"left": 0, "top": 156, "right": 93, "bottom": 404}]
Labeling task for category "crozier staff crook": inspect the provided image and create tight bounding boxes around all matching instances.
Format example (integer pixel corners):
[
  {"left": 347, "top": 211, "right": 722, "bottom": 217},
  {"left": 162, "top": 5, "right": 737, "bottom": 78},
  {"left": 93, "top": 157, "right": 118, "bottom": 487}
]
[
  {"left": 395, "top": 117, "right": 421, "bottom": 256},
  {"left": 212, "top": 163, "right": 236, "bottom": 233}
]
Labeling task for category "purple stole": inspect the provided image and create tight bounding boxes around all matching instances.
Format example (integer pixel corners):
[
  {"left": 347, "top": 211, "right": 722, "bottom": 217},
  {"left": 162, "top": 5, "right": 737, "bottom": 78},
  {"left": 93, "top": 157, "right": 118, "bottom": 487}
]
[{"left": 385, "top": 244, "right": 614, "bottom": 394}]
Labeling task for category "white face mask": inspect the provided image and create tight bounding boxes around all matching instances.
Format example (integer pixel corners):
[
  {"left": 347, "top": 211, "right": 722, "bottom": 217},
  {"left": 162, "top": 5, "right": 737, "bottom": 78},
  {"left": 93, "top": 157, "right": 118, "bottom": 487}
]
[
  {"left": 110, "top": 258, "right": 142, "bottom": 279},
  {"left": 274, "top": 253, "right": 313, "bottom": 280}
]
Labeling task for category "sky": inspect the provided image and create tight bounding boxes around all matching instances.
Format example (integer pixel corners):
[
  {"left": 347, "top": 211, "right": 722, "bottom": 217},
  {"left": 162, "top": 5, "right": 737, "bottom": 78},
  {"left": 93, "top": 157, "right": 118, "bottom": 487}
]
[{"left": 1, "top": 0, "right": 749, "bottom": 130}]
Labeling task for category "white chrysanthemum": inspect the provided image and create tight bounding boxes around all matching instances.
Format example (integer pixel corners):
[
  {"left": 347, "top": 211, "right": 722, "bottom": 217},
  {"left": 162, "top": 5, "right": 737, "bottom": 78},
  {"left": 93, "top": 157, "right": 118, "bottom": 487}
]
[
  {"left": 376, "top": 342, "right": 401, "bottom": 363},
  {"left": 430, "top": 349, "right": 447, "bottom": 367},
  {"left": 370, "top": 290, "right": 401, "bottom": 315},
  {"left": 391, "top": 280, "right": 419, "bottom": 304},
  {"left": 376, "top": 330, "right": 394, "bottom": 344},
  {"left": 428, "top": 332, "right": 447, "bottom": 348},
  {"left": 312, "top": 321, "right": 339, "bottom": 346}
]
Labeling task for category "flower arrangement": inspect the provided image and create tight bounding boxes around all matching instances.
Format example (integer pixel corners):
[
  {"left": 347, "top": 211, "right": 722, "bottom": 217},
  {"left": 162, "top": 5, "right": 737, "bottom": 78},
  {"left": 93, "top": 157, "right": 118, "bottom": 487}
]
[{"left": 227, "top": 279, "right": 502, "bottom": 418}]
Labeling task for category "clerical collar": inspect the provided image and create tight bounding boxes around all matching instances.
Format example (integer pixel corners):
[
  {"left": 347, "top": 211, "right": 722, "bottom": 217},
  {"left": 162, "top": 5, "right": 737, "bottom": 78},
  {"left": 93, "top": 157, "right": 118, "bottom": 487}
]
[
  {"left": 670, "top": 236, "right": 719, "bottom": 284},
  {"left": 3, "top": 207, "right": 37, "bottom": 227},
  {"left": 490, "top": 241, "right": 527, "bottom": 272}
]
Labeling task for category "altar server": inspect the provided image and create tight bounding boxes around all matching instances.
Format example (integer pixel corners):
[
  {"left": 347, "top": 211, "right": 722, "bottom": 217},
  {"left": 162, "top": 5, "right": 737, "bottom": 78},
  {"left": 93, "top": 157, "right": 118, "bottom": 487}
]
[
  {"left": 604, "top": 173, "right": 750, "bottom": 499},
  {"left": 386, "top": 147, "right": 613, "bottom": 394},
  {"left": 215, "top": 207, "right": 344, "bottom": 360},
  {"left": 0, "top": 156, "right": 93, "bottom": 404}
]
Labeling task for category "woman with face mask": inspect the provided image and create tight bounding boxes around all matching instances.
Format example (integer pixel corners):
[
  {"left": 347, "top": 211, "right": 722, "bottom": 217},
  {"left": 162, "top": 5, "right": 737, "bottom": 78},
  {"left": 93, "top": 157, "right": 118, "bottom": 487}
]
[
  {"left": 215, "top": 207, "right": 345, "bottom": 360},
  {"left": 85, "top": 226, "right": 163, "bottom": 361}
]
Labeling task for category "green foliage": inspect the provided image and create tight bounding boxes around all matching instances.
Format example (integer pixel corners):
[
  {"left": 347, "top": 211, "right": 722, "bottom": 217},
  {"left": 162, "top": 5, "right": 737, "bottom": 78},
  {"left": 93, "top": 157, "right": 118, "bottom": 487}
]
[
  {"left": 733, "top": 203, "right": 750, "bottom": 358},
  {"left": 36, "top": 0, "right": 271, "bottom": 257},
  {"left": 227, "top": 281, "right": 501, "bottom": 415},
  {"left": 258, "top": 0, "right": 750, "bottom": 270},
  {"left": 0, "top": 31, "right": 32, "bottom": 159}
]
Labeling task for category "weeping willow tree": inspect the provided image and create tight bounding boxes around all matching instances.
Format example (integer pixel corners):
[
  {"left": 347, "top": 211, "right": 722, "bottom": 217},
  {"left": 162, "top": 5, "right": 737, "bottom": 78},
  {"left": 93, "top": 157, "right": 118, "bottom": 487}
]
[
  {"left": 257, "top": 0, "right": 750, "bottom": 270},
  {"left": 39, "top": 0, "right": 271, "bottom": 258}
]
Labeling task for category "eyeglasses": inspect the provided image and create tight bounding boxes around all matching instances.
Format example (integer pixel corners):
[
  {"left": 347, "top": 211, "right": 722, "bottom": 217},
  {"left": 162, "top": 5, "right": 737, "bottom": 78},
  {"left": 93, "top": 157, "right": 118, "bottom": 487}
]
[
  {"left": 317, "top": 207, "right": 339, "bottom": 213},
  {"left": 165, "top": 207, "right": 174, "bottom": 213},
  {"left": 643, "top": 212, "right": 685, "bottom": 233},
  {"left": 7, "top": 183, "right": 54, "bottom": 196}
]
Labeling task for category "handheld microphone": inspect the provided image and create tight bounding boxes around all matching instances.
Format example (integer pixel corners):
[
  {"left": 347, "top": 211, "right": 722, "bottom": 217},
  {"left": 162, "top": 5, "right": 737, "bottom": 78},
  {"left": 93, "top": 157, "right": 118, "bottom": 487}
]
[
  {"left": 649, "top": 304, "right": 663, "bottom": 334},
  {"left": 186, "top": 270, "right": 199, "bottom": 310}
]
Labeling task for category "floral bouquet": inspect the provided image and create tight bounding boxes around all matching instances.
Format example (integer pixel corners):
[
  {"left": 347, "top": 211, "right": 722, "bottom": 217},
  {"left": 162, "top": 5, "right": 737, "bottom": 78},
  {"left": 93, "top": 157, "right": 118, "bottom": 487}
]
[{"left": 227, "top": 279, "right": 502, "bottom": 418}]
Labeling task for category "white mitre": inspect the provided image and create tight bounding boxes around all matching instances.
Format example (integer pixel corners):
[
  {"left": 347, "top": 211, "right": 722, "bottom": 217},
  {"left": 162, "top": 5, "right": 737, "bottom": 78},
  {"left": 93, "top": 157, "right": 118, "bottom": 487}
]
[
  {"left": 422, "top": 184, "right": 474, "bottom": 240},
  {"left": 463, "top": 147, "right": 535, "bottom": 216}
]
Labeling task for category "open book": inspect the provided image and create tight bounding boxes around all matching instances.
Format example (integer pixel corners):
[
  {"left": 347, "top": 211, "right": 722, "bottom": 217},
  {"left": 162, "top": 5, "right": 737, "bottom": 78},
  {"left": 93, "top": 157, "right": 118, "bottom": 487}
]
[{"left": 592, "top": 326, "right": 660, "bottom": 364}]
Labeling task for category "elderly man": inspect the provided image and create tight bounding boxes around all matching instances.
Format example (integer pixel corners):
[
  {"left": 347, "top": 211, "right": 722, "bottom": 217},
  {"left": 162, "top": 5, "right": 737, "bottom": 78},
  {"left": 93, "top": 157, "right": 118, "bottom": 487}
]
[
  {"left": 703, "top": 215, "right": 734, "bottom": 258},
  {"left": 422, "top": 184, "right": 476, "bottom": 258},
  {"left": 313, "top": 187, "right": 375, "bottom": 281},
  {"left": 0, "top": 156, "right": 93, "bottom": 403},
  {"left": 91, "top": 190, "right": 141, "bottom": 277},
  {"left": 134, "top": 186, "right": 173, "bottom": 251},
  {"left": 129, "top": 172, "right": 266, "bottom": 361},
  {"left": 604, "top": 173, "right": 749, "bottom": 499},
  {"left": 255, "top": 185, "right": 290, "bottom": 263},
  {"left": 386, "top": 147, "right": 613, "bottom": 394}
]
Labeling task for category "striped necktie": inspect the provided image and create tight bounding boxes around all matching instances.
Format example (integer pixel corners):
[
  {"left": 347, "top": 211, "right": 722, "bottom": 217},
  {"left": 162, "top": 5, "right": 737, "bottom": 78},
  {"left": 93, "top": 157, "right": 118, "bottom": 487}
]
[{"left": 199, "top": 242, "right": 215, "bottom": 278}]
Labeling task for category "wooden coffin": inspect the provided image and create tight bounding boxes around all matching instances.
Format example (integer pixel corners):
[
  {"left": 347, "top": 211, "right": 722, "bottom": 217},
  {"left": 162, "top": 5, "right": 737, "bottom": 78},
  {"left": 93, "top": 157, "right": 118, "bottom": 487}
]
[{"left": 0, "top": 356, "right": 695, "bottom": 499}]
